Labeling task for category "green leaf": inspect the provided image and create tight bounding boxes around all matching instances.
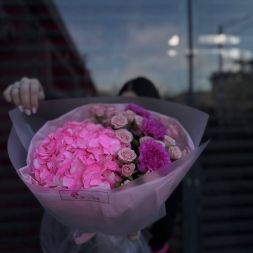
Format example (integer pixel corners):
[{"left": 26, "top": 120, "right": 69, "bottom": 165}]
[{"left": 114, "top": 182, "right": 121, "bottom": 188}]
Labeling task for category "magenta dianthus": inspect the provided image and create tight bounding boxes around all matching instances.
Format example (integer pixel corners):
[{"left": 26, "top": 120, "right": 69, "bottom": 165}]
[
  {"left": 142, "top": 118, "right": 167, "bottom": 139},
  {"left": 138, "top": 139, "right": 171, "bottom": 172},
  {"left": 125, "top": 104, "right": 151, "bottom": 119}
]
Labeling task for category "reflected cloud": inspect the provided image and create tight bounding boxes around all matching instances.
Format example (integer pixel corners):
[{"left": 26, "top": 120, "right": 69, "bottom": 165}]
[
  {"left": 193, "top": 48, "right": 252, "bottom": 60},
  {"left": 167, "top": 49, "right": 178, "bottom": 56},
  {"left": 198, "top": 34, "right": 240, "bottom": 45},
  {"left": 168, "top": 35, "right": 180, "bottom": 46}
]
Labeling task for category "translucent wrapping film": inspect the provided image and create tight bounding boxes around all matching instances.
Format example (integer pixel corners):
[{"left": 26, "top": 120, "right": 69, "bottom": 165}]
[{"left": 8, "top": 97, "right": 208, "bottom": 247}]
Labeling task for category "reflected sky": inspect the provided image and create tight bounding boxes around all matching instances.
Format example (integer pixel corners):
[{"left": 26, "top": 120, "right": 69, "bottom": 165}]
[{"left": 54, "top": 0, "right": 253, "bottom": 96}]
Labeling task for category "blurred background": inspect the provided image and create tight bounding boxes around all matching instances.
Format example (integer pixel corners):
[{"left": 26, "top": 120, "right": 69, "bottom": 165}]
[{"left": 0, "top": 0, "right": 253, "bottom": 253}]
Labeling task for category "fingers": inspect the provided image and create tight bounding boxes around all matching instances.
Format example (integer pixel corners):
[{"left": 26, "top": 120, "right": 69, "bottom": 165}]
[
  {"left": 38, "top": 82, "right": 45, "bottom": 101},
  {"left": 2, "top": 77, "right": 45, "bottom": 115},
  {"left": 20, "top": 77, "right": 31, "bottom": 115},
  {"left": 11, "top": 82, "right": 22, "bottom": 107},
  {"left": 20, "top": 78, "right": 41, "bottom": 115},
  {"left": 3, "top": 84, "right": 14, "bottom": 103}
]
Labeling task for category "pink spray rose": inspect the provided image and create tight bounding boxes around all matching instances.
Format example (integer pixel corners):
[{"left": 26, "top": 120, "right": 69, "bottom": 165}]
[
  {"left": 91, "top": 105, "right": 104, "bottom": 117},
  {"left": 155, "top": 140, "right": 165, "bottom": 147},
  {"left": 111, "top": 114, "right": 128, "bottom": 129},
  {"left": 168, "top": 146, "right": 182, "bottom": 160},
  {"left": 166, "top": 124, "right": 179, "bottom": 139},
  {"left": 139, "top": 136, "right": 153, "bottom": 143},
  {"left": 121, "top": 163, "right": 135, "bottom": 177},
  {"left": 105, "top": 106, "right": 119, "bottom": 118},
  {"left": 134, "top": 115, "right": 143, "bottom": 128},
  {"left": 158, "top": 115, "right": 169, "bottom": 127},
  {"left": 163, "top": 135, "right": 176, "bottom": 148},
  {"left": 122, "top": 179, "right": 131, "bottom": 185},
  {"left": 124, "top": 110, "right": 136, "bottom": 122},
  {"left": 118, "top": 148, "right": 137, "bottom": 163},
  {"left": 181, "top": 149, "right": 189, "bottom": 157},
  {"left": 115, "top": 129, "right": 133, "bottom": 144}
]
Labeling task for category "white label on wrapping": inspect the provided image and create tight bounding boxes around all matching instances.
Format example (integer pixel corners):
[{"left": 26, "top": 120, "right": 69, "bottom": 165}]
[{"left": 59, "top": 190, "right": 109, "bottom": 203}]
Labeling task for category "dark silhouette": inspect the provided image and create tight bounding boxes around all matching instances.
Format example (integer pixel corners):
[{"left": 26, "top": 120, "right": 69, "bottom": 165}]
[{"left": 119, "top": 77, "right": 160, "bottom": 99}]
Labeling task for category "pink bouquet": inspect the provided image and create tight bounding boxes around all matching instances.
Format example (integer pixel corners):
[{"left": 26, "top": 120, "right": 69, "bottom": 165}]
[
  {"left": 8, "top": 97, "right": 208, "bottom": 238},
  {"left": 29, "top": 103, "right": 193, "bottom": 190}
]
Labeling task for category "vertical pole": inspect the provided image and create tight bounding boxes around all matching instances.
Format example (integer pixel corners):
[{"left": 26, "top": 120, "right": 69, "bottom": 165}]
[
  {"left": 217, "top": 25, "right": 225, "bottom": 127},
  {"left": 218, "top": 25, "right": 223, "bottom": 73},
  {"left": 187, "top": 0, "right": 194, "bottom": 107},
  {"left": 184, "top": 1, "right": 200, "bottom": 253}
]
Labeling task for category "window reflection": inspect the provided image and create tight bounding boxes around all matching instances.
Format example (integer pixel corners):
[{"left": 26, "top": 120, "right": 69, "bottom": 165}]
[{"left": 1, "top": 1, "right": 253, "bottom": 253}]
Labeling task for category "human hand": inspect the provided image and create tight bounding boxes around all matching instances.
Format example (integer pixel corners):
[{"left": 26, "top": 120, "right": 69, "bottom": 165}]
[
  {"left": 3, "top": 77, "right": 45, "bottom": 115},
  {"left": 127, "top": 231, "right": 141, "bottom": 241}
]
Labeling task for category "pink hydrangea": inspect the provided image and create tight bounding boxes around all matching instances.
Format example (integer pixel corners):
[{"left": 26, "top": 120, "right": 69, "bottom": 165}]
[
  {"left": 32, "top": 121, "right": 124, "bottom": 189},
  {"left": 99, "top": 134, "right": 122, "bottom": 155},
  {"left": 138, "top": 139, "right": 171, "bottom": 172}
]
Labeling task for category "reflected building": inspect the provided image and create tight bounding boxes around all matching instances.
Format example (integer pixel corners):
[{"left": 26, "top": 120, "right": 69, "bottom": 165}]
[
  {"left": 0, "top": 1, "right": 96, "bottom": 252},
  {"left": 169, "top": 59, "right": 253, "bottom": 127},
  {"left": 210, "top": 61, "right": 253, "bottom": 125},
  {"left": 0, "top": 0, "right": 96, "bottom": 98}
]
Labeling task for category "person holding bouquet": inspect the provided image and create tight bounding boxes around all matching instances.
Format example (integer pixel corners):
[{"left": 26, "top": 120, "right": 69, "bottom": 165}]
[{"left": 4, "top": 76, "right": 182, "bottom": 253}]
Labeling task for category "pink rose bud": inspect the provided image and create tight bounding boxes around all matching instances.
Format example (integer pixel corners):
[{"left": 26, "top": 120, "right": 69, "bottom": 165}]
[
  {"left": 105, "top": 107, "right": 116, "bottom": 118},
  {"left": 159, "top": 115, "right": 169, "bottom": 127},
  {"left": 92, "top": 105, "right": 104, "bottom": 117},
  {"left": 166, "top": 124, "right": 179, "bottom": 139},
  {"left": 122, "top": 163, "right": 135, "bottom": 177},
  {"left": 111, "top": 114, "right": 128, "bottom": 129},
  {"left": 124, "top": 110, "right": 136, "bottom": 122},
  {"left": 121, "top": 179, "right": 131, "bottom": 186},
  {"left": 103, "top": 119, "right": 111, "bottom": 126},
  {"left": 163, "top": 135, "right": 176, "bottom": 148},
  {"left": 168, "top": 146, "right": 182, "bottom": 160},
  {"left": 118, "top": 148, "right": 137, "bottom": 163},
  {"left": 140, "top": 136, "right": 153, "bottom": 143},
  {"left": 155, "top": 140, "right": 166, "bottom": 147},
  {"left": 115, "top": 129, "right": 133, "bottom": 144},
  {"left": 181, "top": 149, "right": 188, "bottom": 157},
  {"left": 134, "top": 115, "right": 143, "bottom": 127}
]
